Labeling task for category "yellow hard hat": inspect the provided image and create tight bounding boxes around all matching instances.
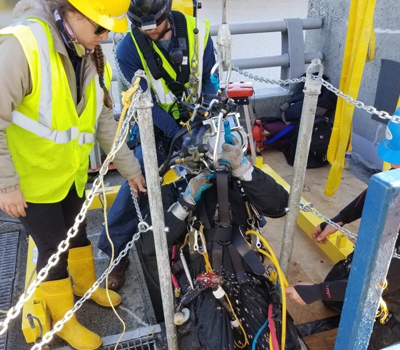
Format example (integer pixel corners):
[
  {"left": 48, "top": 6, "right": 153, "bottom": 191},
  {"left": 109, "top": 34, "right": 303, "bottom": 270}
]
[{"left": 67, "top": 0, "right": 130, "bottom": 33}]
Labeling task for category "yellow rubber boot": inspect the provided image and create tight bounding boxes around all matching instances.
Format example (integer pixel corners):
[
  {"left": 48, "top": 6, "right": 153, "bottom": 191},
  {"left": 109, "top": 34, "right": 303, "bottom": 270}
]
[
  {"left": 68, "top": 243, "right": 122, "bottom": 307},
  {"left": 39, "top": 278, "right": 102, "bottom": 350}
]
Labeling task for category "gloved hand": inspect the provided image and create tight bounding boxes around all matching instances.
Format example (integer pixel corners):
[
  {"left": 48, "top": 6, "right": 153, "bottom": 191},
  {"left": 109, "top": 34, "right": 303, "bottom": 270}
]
[
  {"left": 220, "top": 136, "right": 253, "bottom": 181},
  {"left": 181, "top": 171, "right": 214, "bottom": 207}
]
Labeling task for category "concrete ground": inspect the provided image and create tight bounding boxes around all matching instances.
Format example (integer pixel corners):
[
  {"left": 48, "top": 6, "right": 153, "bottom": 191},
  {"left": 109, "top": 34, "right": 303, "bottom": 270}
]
[{"left": 1, "top": 170, "right": 158, "bottom": 350}]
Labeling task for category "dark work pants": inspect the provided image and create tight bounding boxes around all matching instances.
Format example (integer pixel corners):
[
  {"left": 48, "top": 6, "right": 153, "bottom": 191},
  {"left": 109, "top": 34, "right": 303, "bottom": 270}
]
[{"left": 19, "top": 186, "right": 89, "bottom": 281}]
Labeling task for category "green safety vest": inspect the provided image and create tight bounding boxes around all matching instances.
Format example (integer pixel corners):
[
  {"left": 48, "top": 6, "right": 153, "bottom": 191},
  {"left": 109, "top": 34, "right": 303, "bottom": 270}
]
[
  {"left": 0, "top": 19, "right": 111, "bottom": 203},
  {"left": 130, "top": 14, "right": 210, "bottom": 120}
]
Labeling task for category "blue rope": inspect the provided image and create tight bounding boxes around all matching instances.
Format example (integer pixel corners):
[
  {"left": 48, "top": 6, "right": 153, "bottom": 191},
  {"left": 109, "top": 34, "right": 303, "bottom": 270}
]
[{"left": 252, "top": 318, "right": 269, "bottom": 350}]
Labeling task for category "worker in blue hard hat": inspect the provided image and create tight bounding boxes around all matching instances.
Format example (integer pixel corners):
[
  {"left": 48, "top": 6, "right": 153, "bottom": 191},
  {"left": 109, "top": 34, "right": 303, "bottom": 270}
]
[
  {"left": 286, "top": 109, "right": 400, "bottom": 349},
  {"left": 377, "top": 117, "right": 400, "bottom": 165}
]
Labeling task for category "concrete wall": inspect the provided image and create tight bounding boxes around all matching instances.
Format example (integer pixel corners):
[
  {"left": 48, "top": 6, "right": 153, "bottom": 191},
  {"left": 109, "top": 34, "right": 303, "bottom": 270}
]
[{"left": 305, "top": 0, "right": 400, "bottom": 169}]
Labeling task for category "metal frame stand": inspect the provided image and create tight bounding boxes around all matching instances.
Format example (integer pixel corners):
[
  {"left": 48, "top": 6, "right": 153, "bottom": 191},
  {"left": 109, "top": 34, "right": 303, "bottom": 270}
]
[
  {"left": 135, "top": 78, "right": 178, "bottom": 350},
  {"left": 279, "top": 59, "right": 323, "bottom": 275},
  {"left": 335, "top": 169, "right": 400, "bottom": 349}
]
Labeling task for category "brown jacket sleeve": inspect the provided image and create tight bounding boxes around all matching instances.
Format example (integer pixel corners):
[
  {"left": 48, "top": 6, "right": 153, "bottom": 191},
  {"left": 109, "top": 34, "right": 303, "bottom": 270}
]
[{"left": 0, "top": 35, "right": 31, "bottom": 193}]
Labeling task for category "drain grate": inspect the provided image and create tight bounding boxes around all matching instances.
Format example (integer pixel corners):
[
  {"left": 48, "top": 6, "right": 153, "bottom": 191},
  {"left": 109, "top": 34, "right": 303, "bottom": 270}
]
[
  {"left": 55, "top": 325, "right": 165, "bottom": 350},
  {"left": 100, "top": 325, "right": 163, "bottom": 350},
  {"left": 101, "top": 335, "right": 158, "bottom": 350},
  {"left": 0, "top": 231, "right": 20, "bottom": 350}
]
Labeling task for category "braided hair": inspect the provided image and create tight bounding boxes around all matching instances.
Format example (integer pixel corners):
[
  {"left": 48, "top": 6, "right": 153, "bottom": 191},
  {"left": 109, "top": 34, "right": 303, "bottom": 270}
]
[{"left": 93, "top": 45, "right": 113, "bottom": 109}]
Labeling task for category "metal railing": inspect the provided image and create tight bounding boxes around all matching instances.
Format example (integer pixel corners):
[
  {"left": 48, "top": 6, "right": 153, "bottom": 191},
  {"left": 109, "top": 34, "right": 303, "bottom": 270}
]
[{"left": 106, "top": 17, "right": 323, "bottom": 83}]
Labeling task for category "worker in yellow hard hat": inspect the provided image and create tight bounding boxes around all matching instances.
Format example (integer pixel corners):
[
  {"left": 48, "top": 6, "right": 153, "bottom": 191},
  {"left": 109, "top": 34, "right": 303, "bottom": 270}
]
[{"left": 0, "top": 0, "right": 146, "bottom": 349}]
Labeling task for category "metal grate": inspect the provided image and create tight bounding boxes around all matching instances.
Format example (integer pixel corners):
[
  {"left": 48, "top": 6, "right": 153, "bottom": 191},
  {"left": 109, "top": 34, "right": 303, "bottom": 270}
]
[
  {"left": 100, "top": 326, "right": 163, "bottom": 350},
  {"left": 55, "top": 325, "right": 164, "bottom": 350},
  {"left": 0, "top": 231, "right": 20, "bottom": 350},
  {"left": 101, "top": 335, "right": 158, "bottom": 350}
]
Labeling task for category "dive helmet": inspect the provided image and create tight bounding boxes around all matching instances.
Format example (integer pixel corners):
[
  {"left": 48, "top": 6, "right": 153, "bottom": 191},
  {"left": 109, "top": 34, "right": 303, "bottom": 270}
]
[
  {"left": 67, "top": 0, "right": 130, "bottom": 33},
  {"left": 182, "top": 114, "right": 248, "bottom": 165},
  {"left": 377, "top": 106, "right": 400, "bottom": 165},
  {"left": 128, "top": 0, "right": 172, "bottom": 30}
]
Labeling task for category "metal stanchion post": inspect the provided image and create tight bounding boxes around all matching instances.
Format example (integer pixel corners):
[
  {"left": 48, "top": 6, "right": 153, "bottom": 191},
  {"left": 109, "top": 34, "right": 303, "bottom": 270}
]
[
  {"left": 279, "top": 59, "right": 323, "bottom": 275},
  {"left": 135, "top": 73, "right": 178, "bottom": 350}
]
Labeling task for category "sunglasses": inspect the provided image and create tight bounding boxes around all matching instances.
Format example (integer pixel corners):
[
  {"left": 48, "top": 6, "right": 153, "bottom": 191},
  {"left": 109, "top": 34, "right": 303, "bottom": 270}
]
[{"left": 89, "top": 19, "right": 109, "bottom": 35}]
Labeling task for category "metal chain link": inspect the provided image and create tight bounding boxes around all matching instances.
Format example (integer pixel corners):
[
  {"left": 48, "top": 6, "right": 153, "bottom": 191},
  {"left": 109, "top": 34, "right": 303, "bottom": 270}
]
[
  {"left": 231, "top": 63, "right": 307, "bottom": 86},
  {"left": 300, "top": 202, "right": 400, "bottom": 259},
  {"left": 300, "top": 202, "right": 358, "bottom": 240},
  {"left": 130, "top": 186, "right": 144, "bottom": 223},
  {"left": 0, "top": 87, "right": 142, "bottom": 336},
  {"left": 231, "top": 63, "right": 398, "bottom": 123},
  {"left": 113, "top": 41, "right": 131, "bottom": 89},
  {"left": 313, "top": 76, "right": 400, "bottom": 123},
  {"left": 30, "top": 223, "right": 152, "bottom": 350}
]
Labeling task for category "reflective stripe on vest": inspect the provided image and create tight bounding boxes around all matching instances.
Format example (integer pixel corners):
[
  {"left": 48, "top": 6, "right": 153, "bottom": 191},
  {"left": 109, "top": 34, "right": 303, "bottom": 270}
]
[
  {"left": 130, "top": 15, "right": 210, "bottom": 120},
  {"left": 0, "top": 19, "right": 111, "bottom": 203}
]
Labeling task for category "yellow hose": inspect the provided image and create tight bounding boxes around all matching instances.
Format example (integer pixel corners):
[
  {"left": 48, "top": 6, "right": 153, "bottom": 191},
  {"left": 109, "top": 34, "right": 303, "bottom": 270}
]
[{"left": 245, "top": 230, "right": 287, "bottom": 350}]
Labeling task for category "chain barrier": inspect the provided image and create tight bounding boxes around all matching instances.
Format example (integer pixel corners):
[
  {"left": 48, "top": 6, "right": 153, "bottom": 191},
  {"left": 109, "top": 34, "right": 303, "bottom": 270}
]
[
  {"left": 299, "top": 202, "right": 358, "bottom": 240},
  {"left": 31, "top": 223, "right": 152, "bottom": 350},
  {"left": 300, "top": 202, "right": 400, "bottom": 259},
  {"left": 113, "top": 42, "right": 131, "bottom": 89},
  {"left": 230, "top": 63, "right": 399, "bottom": 123},
  {"left": 0, "top": 81, "right": 142, "bottom": 337}
]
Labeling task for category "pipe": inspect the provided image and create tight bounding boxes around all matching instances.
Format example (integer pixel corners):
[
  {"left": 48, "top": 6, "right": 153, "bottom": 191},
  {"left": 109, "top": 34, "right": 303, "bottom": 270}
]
[
  {"left": 209, "top": 18, "right": 323, "bottom": 36},
  {"left": 279, "top": 59, "right": 323, "bottom": 275},
  {"left": 102, "top": 18, "right": 323, "bottom": 44},
  {"left": 135, "top": 71, "right": 178, "bottom": 350},
  {"left": 112, "top": 53, "right": 323, "bottom": 82},
  {"left": 231, "top": 52, "right": 323, "bottom": 70}
]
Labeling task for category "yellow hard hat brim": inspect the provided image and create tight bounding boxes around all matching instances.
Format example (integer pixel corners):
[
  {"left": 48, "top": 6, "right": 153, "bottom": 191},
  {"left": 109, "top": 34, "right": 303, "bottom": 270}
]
[
  {"left": 86, "top": 12, "right": 128, "bottom": 33},
  {"left": 68, "top": 0, "right": 129, "bottom": 33}
]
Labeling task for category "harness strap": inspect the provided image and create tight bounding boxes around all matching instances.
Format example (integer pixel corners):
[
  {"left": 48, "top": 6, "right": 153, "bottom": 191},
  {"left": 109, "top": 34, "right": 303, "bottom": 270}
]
[
  {"left": 212, "top": 241, "right": 224, "bottom": 272},
  {"left": 232, "top": 229, "right": 266, "bottom": 276},
  {"left": 132, "top": 25, "right": 165, "bottom": 81},
  {"left": 171, "top": 11, "right": 190, "bottom": 86},
  {"left": 228, "top": 244, "right": 250, "bottom": 285},
  {"left": 216, "top": 169, "right": 231, "bottom": 227},
  {"left": 132, "top": 12, "right": 190, "bottom": 101},
  {"left": 203, "top": 227, "right": 233, "bottom": 242}
]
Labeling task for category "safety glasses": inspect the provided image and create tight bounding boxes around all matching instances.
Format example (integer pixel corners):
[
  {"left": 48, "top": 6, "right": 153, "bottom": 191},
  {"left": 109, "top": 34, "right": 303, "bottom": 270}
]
[{"left": 88, "top": 19, "right": 109, "bottom": 35}]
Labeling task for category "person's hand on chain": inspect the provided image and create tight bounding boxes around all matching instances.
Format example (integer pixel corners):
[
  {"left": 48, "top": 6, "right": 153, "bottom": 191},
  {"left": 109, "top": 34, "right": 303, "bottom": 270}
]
[
  {"left": 0, "top": 188, "right": 28, "bottom": 217},
  {"left": 128, "top": 174, "right": 147, "bottom": 197},
  {"left": 312, "top": 222, "right": 342, "bottom": 244}
]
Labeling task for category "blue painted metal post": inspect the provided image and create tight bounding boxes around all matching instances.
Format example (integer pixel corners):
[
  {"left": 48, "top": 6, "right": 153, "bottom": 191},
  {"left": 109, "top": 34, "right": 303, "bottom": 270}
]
[{"left": 335, "top": 169, "right": 400, "bottom": 349}]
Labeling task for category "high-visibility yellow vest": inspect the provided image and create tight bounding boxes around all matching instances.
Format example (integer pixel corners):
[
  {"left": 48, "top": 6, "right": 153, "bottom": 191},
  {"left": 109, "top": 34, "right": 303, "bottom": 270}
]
[
  {"left": 0, "top": 19, "right": 111, "bottom": 203},
  {"left": 130, "top": 14, "right": 210, "bottom": 120}
]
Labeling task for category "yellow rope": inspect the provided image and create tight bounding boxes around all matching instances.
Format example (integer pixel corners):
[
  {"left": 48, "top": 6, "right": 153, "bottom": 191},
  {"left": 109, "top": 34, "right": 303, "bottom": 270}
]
[
  {"left": 179, "top": 120, "right": 191, "bottom": 132},
  {"left": 114, "top": 77, "right": 141, "bottom": 143},
  {"left": 101, "top": 177, "right": 126, "bottom": 350},
  {"left": 246, "top": 230, "right": 287, "bottom": 350},
  {"left": 198, "top": 226, "right": 213, "bottom": 273}
]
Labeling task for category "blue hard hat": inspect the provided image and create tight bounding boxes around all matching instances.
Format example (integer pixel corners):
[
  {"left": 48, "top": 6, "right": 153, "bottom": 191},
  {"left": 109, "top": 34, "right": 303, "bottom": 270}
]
[{"left": 377, "top": 106, "right": 400, "bottom": 164}]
